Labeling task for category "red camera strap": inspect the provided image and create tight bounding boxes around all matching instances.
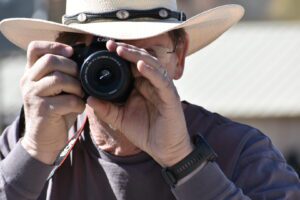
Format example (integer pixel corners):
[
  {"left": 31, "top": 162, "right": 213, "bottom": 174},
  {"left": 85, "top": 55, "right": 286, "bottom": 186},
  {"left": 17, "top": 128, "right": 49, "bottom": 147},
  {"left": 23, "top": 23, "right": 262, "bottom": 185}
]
[{"left": 47, "top": 116, "right": 88, "bottom": 180}]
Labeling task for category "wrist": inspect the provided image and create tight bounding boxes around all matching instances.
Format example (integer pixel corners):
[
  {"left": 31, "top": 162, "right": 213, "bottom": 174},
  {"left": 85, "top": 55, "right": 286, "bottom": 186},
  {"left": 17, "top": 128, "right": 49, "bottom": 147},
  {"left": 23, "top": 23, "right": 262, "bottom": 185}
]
[
  {"left": 161, "top": 135, "right": 217, "bottom": 187},
  {"left": 160, "top": 139, "right": 194, "bottom": 167},
  {"left": 21, "top": 137, "right": 61, "bottom": 165}
]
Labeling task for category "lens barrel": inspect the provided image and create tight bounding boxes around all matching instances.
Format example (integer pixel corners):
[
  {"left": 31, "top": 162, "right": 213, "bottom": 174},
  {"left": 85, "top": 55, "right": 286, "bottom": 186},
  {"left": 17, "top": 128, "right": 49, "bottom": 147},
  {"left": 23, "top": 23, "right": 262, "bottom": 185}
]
[{"left": 72, "top": 41, "right": 133, "bottom": 103}]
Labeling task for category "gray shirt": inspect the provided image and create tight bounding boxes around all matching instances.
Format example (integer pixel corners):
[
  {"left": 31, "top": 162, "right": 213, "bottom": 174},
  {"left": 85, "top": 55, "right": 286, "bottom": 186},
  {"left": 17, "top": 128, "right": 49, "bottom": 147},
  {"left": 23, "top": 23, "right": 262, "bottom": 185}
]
[{"left": 1, "top": 101, "right": 300, "bottom": 200}]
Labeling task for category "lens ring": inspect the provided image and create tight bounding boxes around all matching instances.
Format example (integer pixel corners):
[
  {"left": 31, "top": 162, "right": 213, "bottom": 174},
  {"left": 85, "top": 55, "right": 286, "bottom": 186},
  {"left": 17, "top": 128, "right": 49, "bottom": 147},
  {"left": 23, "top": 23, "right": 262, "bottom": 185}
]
[{"left": 80, "top": 50, "right": 132, "bottom": 102}]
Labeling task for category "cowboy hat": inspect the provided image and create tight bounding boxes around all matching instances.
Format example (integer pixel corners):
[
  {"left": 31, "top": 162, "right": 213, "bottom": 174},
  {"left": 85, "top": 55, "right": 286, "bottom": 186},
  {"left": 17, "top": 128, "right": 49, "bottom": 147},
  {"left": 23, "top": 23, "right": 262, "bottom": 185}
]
[{"left": 0, "top": 0, "right": 244, "bottom": 56}]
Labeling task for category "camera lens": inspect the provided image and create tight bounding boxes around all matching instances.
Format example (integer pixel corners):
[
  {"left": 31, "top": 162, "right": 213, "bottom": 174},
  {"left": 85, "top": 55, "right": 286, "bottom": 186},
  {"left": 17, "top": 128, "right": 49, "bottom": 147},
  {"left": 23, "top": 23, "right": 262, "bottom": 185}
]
[{"left": 80, "top": 50, "right": 132, "bottom": 103}]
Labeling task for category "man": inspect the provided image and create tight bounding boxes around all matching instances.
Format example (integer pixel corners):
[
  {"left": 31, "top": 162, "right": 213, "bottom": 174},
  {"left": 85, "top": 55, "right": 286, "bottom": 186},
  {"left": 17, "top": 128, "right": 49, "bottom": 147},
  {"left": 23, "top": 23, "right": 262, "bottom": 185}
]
[{"left": 0, "top": 0, "right": 299, "bottom": 199}]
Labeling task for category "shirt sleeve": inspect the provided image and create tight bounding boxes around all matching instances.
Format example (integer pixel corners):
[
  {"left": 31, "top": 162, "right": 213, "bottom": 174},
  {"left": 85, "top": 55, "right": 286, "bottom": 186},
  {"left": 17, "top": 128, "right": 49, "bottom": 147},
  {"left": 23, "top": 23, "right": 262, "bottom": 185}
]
[
  {"left": 170, "top": 130, "right": 300, "bottom": 200},
  {"left": 0, "top": 116, "right": 54, "bottom": 200}
]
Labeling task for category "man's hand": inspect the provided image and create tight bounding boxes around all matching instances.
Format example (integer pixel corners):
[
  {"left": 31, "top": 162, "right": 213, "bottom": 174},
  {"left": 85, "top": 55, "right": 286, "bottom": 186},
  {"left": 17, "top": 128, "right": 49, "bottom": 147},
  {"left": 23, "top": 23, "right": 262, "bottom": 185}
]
[
  {"left": 87, "top": 39, "right": 193, "bottom": 167},
  {"left": 20, "top": 41, "right": 85, "bottom": 165}
]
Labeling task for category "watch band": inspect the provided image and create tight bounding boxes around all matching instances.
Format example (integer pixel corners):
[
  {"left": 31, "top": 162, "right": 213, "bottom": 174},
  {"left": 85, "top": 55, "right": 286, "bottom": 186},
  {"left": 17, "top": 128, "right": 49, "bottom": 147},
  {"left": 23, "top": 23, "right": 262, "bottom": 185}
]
[{"left": 161, "top": 135, "right": 217, "bottom": 187}]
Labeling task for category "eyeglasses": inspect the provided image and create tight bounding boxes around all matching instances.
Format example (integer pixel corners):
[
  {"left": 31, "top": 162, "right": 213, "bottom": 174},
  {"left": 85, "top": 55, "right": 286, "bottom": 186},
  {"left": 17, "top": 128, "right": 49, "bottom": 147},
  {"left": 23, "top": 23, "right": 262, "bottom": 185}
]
[
  {"left": 113, "top": 37, "right": 178, "bottom": 61},
  {"left": 145, "top": 39, "right": 178, "bottom": 61},
  {"left": 166, "top": 39, "right": 178, "bottom": 54}
]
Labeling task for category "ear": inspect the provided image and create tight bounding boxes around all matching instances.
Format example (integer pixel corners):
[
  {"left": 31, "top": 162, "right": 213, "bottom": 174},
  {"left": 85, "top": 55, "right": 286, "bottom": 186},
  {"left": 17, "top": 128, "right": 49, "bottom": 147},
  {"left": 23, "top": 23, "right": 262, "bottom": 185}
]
[{"left": 174, "top": 34, "right": 189, "bottom": 80}]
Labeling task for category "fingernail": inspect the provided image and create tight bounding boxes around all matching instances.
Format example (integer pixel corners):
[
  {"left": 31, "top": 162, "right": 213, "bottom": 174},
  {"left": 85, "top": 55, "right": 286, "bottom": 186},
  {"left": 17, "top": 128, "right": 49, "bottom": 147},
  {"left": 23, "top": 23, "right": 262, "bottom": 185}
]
[
  {"left": 116, "top": 46, "right": 127, "bottom": 55},
  {"left": 106, "top": 40, "right": 117, "bottom": 52}
]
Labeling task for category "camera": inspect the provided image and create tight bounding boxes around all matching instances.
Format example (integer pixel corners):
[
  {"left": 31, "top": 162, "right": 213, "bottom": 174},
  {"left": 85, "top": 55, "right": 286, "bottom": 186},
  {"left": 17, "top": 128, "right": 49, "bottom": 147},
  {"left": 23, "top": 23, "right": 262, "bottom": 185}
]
[{"left": 71, "top": 37, "right": 133, "bottom": 103}]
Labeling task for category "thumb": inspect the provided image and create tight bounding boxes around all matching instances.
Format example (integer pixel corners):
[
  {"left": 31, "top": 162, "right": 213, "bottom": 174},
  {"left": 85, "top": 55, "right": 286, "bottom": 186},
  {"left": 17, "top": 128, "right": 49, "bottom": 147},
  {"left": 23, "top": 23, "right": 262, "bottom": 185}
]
[{"left": 86, "top": 97, "right": 122, "bottom": 130}]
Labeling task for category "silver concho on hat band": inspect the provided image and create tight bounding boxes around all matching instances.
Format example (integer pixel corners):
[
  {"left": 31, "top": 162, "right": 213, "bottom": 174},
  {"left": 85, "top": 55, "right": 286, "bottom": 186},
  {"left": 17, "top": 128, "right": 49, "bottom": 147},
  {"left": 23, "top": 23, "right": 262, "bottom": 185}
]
[
  {"left": 159, "top": 9, "right": 169, "bottom": 18},
  {"left": 77, "top": 13, "right": 88, "bottom": 23},
  {"left": 116, "top": 10, "right": 130, "bottom": 20}
]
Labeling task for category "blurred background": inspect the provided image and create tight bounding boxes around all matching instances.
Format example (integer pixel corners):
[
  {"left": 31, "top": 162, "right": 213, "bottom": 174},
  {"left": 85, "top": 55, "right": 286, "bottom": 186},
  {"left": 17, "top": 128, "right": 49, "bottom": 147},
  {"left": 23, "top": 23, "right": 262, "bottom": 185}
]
[{"left": 0, "top": 0, "right": 300, "bottom": 174}]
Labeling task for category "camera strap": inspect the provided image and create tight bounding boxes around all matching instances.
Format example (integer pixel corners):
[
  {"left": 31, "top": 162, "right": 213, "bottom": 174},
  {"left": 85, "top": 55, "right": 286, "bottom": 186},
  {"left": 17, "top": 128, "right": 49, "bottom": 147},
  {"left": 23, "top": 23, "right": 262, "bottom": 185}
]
[{"left": 47, "top": 116, "right": 88, "bottom": 180}]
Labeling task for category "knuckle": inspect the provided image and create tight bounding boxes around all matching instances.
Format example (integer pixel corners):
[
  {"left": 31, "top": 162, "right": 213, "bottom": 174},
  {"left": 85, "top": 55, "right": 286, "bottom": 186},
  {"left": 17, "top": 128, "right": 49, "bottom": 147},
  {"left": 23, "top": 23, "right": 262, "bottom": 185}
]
[
  {"left": 42, "top": 53, "right": 58, "bottom": 66},
  {"left": 48, "top": 42, "right": 62, "bottom": 52},
  {"left": 27, "top": 41, "right": 39, "bottom": 54},
  {"left": 48, "top": 71, "right": 65, "bottom": 87},
  {"left": 67, "top": 96, "right": 82, "bottom": 109},
  {"left": 51, "top": 71, "right": 64, "bottom": 85},
  {"left": 27, "top": 41, "right": 40, "bottom": 64}
]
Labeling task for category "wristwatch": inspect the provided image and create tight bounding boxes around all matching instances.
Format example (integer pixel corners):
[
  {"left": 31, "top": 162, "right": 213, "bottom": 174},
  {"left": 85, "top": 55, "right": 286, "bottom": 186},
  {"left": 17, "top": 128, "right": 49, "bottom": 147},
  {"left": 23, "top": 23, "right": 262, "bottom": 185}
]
[{"left": 161, "top": 134, "right": 217, "bottom": 187}]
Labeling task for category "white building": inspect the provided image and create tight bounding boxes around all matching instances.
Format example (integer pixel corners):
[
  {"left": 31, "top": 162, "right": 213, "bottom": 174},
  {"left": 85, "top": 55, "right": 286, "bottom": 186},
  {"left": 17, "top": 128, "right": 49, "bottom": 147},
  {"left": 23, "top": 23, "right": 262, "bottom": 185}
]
[{"left": 175, "top": 21, "right": 300, "bottom": 155}]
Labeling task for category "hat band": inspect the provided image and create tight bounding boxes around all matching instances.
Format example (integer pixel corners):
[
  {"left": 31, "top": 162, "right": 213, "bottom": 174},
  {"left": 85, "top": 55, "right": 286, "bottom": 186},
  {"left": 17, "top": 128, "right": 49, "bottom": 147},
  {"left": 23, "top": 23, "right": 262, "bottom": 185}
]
[{"left": 62, "top": 7, "right": 186, "bottom": 25}]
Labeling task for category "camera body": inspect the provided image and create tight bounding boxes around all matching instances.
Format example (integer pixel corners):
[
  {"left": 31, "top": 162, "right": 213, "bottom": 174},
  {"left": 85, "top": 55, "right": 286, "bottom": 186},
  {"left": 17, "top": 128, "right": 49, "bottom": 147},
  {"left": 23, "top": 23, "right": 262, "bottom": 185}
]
[{"left": 71, "top": 38, "right": 133, "bottom": 103}]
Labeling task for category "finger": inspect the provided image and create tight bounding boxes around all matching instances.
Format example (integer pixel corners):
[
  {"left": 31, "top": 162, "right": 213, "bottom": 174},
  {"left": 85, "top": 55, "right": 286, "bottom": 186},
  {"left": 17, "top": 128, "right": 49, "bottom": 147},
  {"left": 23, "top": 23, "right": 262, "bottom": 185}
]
[
  {"left": 33, "top": 71, "right": 84, "bottom": 98},
  {"left": 134, "top": 77, "right": 159, "bottom": 105},
  {"left": 131, "top": 64, "right": 142, "bottom": 78},
  {"left": 29, "top": 54, "right": 78, "bottom": 81},
  {"left": 27, "top": 41, "right": 73, "bottom": 68},
  {"left": 106, "top": 40, "right": 118, "bottom": 52},
  {"left": 116, "top": 45, "right": 159, "bottom": 68},
  {"left": 86, "top": 96, "right": 122, "bottom": 130},
  {"left": 107, "top": 41, "right": 143, "bottom": 79},
  {"left": 137, "top": 60, "right": 179, "bottom": 104},
  {"left": 116, "top": 42, "right": 148, "bottom": 54},
  {"left": 107, "top": 40, "right": 162, "bottom": 75},
  {"left": 106, "top": 40, "right": 147, "bottom": 54},
  {"left": 44, "top": 94, "right": 85, "bottom": 116}
]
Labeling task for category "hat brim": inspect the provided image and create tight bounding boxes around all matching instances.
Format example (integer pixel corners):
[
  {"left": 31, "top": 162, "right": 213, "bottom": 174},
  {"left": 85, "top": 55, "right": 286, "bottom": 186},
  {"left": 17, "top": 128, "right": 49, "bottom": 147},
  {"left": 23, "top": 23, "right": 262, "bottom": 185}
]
[{"left": 0, "top": 4, "right": 244, "bottom": 56}]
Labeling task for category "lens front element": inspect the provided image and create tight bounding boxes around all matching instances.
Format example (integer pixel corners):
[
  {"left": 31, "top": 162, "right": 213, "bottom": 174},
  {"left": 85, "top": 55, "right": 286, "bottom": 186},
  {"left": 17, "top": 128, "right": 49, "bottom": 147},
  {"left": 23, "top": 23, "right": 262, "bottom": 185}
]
[{"left": 80, "top": 50, "right": 133, "bottom": 103}]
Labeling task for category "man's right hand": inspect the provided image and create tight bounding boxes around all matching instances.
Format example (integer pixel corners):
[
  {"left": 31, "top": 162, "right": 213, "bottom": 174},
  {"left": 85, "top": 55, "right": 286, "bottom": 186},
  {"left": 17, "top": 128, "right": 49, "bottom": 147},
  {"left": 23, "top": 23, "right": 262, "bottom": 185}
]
[{"left": 20, "top": 41, "right": 85, "bottom": 165}]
